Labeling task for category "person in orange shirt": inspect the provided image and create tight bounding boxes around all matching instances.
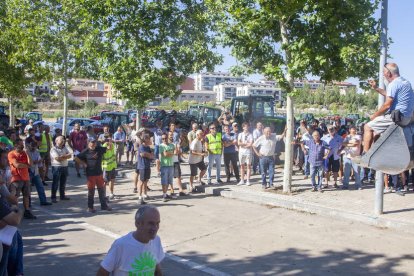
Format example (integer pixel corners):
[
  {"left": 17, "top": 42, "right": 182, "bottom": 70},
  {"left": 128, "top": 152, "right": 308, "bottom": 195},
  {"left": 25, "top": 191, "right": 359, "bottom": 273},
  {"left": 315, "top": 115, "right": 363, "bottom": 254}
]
[{"left": 8, "top": 138, "right": 36, "bottom": 219}]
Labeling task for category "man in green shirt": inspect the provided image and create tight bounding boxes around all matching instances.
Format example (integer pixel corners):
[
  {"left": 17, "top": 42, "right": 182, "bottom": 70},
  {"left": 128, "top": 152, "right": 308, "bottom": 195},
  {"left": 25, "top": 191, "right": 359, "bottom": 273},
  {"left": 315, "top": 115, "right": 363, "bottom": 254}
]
[{"left": 159, "top": 133, "right": 175, "bottom": 202}]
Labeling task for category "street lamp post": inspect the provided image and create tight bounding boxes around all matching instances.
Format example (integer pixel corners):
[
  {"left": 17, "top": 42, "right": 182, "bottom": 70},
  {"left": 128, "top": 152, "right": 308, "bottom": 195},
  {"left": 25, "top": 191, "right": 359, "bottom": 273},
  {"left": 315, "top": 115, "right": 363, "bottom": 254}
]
[{"left": 375, "top": 0, "right": 388, "bottom": 216}]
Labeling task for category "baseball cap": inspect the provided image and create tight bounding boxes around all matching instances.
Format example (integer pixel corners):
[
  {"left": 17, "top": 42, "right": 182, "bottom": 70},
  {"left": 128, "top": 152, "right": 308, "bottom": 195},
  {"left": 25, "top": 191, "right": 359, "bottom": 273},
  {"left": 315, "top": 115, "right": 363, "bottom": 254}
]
[{"left": 87, "top": 137, "right": 97, "bottom": 143}]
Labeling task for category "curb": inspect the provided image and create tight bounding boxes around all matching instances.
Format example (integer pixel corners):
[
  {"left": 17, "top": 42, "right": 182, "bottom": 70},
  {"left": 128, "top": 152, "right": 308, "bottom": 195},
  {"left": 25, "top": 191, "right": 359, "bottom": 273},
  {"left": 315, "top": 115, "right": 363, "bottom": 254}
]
[{"left": 201, "top": 185, "right": 414, "bottom": 234}]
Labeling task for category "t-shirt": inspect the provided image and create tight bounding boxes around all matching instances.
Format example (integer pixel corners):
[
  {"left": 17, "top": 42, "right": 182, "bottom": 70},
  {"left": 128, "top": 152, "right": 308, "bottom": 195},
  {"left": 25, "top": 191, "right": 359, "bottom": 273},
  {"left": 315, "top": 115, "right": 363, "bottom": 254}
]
[
  {"left": 152, "top": 128, "right": 164, "bottom": 146},
  {"left": 159, "top": 143, "right": 174, "bottom": 167},
  {"left": 50, "top": 146, "right": 70, "bottom": 167},
  {"left": 8, "top": 150, "right": 30, "bottom": 182},
  {"left": 189, "top": 139, "right": 203, "bottom": 164},
  {"left": 342, "top": 134, "right": 361, "bottom": 158},
  {"left": 253, "top": 134, "right": 283, "bottom": 157},
  {"left": 101, "top": 232, "right": 165, "bottom": 276},
  {"left": 137, "top": 145, "right": 151, "bottom": 170},
  {"left": 69, "top": 131, "right": 88, "bottom": 153},
  {"left": 322, "top": 134, "right": 343, "bottom": 160},
  {"left": 387, "top": 76, "right": 414, "bottom": 118},
  {"left": 237, "top": 132, "right": 253, "bottom": 156},
  {"left": 76, "top": 146, "right": 107, "bottom": 176},
  {"left": 252, "top": 129, "right": 262, "bottom": 141},
  {"left": 222, "top": 133, "right": 237, "bottom": 154}
]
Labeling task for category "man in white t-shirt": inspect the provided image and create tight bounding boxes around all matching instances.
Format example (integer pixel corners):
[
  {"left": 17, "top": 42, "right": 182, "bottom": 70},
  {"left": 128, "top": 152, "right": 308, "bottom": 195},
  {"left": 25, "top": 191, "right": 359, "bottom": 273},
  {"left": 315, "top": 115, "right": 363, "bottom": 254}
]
[
  {"left": 237, "top": 122, "right": 253, "bottom": 186},
  {"left": 188, "top": 130, "right": 207, "bottom": 192},
  {"left": 97, "top": 206, "right": 165, "bottom": 276}
]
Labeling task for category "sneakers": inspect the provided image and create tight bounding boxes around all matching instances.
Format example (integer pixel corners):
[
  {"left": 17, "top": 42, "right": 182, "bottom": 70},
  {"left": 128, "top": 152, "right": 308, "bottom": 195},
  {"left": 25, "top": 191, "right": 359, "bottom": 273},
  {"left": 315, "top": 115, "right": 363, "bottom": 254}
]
[
  {"left": 102, "top": 206, "right": 112, "bottom": 211},
  {"left": 237, "top": 180, "right": 245, "bottom": 186},
  {"left": 383, "top": 187, "right": 392, "bottom": 194},
  {"left": 163, "top": 194, "right": 172, "bottom": 202},
  {"left": 133, "top": 188, "right": 138, "bottom": 193},
  {"left": 226, "top": 177, "right": 231, "bottom": 183},
  {"left": 217, "top": 179, "right": 223, "bottom": 184},
  {"left": 109, "top": 194, "right": 115, "bottom": 200},
  {"left": 51, "top": 198, "right": 58, "bottom": 203},
  {"left": 311, "top": 187, "right": 317, "bottom": 192},
  {"left": 179, "top": 192, "right": 188, "bottom": 197},
  {"left": 318, "top": 188, "right": 324, "bottom": 193},
  {"left": 88, "top": 208, "right": 96, "bottom": 213},
  {"left": 138, "top": 197, "right": 146, "bottom": 205},
  {"left": 341, "top": 186, "right": 349, "bottom": 190},
  {"left": 143, "top": 194, "right": 152, "bottom": 200},
  {"left": 24, "top": 210, "right": 37, "bottom": 219},
  {"left": 246, "top": 181, "right": 251, "bottom": 186},
  {"left": 333, "top": 183, "right": 339, "bottom": 188}
]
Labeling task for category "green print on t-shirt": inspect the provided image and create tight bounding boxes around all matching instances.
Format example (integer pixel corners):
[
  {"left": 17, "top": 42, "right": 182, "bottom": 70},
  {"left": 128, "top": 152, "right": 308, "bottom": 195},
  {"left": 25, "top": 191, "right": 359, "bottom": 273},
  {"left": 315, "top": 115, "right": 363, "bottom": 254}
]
[{"left": 129, "top": 251, "right": 157, "bottom": 276}]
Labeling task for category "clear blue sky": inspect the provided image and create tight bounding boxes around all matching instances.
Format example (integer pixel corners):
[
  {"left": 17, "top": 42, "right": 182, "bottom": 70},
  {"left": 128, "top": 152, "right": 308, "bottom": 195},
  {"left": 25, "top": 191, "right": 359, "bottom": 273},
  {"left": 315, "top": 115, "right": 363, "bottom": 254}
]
[{"left": 214, "top": 1, "right": 414, "bottom": 85}]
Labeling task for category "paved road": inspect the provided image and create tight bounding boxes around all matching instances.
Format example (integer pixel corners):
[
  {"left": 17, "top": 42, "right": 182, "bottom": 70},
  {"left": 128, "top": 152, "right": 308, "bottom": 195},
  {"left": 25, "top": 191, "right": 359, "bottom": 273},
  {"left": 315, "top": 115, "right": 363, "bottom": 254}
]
[{"left": 20, "top": 166, "right": 414, "bottom": 275}]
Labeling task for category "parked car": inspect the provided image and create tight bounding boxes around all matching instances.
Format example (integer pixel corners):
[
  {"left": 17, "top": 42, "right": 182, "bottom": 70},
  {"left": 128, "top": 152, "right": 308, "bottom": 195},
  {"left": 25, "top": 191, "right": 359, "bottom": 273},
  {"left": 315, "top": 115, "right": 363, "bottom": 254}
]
[{"left": 50, "top": 117, "right": 101, "bottom": 136}]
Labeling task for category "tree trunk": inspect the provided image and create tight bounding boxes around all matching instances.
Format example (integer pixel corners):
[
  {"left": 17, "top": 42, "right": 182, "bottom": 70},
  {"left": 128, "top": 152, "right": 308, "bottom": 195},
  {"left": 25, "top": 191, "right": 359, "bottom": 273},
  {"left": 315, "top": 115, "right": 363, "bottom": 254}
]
[
  {"left": 280, "top": 21, "right": 295, "bottom": 193},
  {"left": 9, "top": 97, "right": 15, "bottom": 128},
  {"left": 136, "top": 108, "right": 142, "bottom": 130},
  {"left": 62, "top": 58, "right": 68, "bottom": 137}
]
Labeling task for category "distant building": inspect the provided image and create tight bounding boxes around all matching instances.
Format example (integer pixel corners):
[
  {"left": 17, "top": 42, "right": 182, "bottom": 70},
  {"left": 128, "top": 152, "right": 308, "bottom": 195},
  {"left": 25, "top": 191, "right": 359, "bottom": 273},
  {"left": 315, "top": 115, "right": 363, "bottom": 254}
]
[
  {"left": 236, "top": 83, "right": 283, "bottom": 101},
  {"left": 195, "top": 72, "right": 244, "bottom": 91},
  {"left": 169, "top": 90, "right": 216, "bottom": 103},
  {"left": 68, "top": 86, "right": 107, "bottom": 104},
  {"left": 214, "top": 81, "right": 251, "bottom": 102},
  {"left": 179, "top": 77, "right": 195, "bottom": 90},
  {"left": 25, "top": 82, "right": 51, "bottom": 95}
]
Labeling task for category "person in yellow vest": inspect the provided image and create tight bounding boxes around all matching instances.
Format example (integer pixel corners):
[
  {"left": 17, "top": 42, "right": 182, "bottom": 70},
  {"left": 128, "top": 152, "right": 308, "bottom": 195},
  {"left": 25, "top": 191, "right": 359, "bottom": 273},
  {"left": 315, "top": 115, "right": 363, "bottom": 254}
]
[
  {"left": 204, "top": 123, "right": 223, "bottom": 185},
  {"left": 102, "top": 134, "right": 117, "bottom": 200},
  {"left": 39, "top": 125, "right": 53, "bottom": 185}
]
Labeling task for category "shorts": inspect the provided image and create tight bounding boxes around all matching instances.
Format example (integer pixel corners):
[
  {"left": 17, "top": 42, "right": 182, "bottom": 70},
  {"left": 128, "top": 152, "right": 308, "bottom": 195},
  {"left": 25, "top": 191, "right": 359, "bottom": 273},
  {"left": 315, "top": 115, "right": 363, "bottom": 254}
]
[
  {"left": 154, "top": 145, "right": 160, "bottom": 160},
  {"left": 103, "top": 169, "right": 117, "bottom": 182},
  {"left": 173, "top": 162, "right": 181, "bottom": 178},
  {"left": 139, "top": 168, "right": 151, "bottom": 181},
  {"left": 10, "top": 181, "right": 30, "bottom": 197},
  {"left": 115, "top": 143, "right": 124, "bottom": 154},
  {"left": 87, "top": 175, "right": 105, "bottom": 189},
  {"left": 367, "top": 114, "right": 411, "bottom": 135},
  {"left": 327, "top": 156, "right": 340, "bottom": 173},
  {"left": 190, "top": 161, "right": 206, "bottom": 176},
  {"left": 239, "top": 154, "right": 252, "bottom": 165},
  {"left": 40, "top": 152, "right": 51, "bottom": 165},
  {"left": 160, "top": 166, "right": 173, "bottom": 185},
  {"left": 126, "top": 141, "right": 134, "bottom": 152}
]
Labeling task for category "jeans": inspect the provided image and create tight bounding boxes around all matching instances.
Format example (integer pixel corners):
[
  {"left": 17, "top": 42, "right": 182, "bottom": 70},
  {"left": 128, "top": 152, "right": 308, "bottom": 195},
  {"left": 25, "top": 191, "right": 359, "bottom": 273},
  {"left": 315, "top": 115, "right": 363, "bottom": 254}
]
[
  {"left": 223, "top": 152, "right": 240, "bottom": 180},
  {"left": 52, "top": 166, "right": 68, "bottom": 199},
  {"left": 260, "top": 156, "right": 275, "bottom": 187},
  {"left": 7, "top": 231, "right": 23, "bottom": 276},
  {"left": 30, "top": 173, "right": 48, "bottom": 204},
  {"left": 207, "top": 154, "right": 222, "bottom": 182},
  {"left": 343, "top": 157, "right": 361, "bottom": 188},
  {"left": 310, "top": 164, "right": 324, "bottom": 189},
  {"left": 303, "top": 154, "right": 310, "bottom": 176},
  {"left": 252, "top": 152, "right": 260, "bottom": 173}
]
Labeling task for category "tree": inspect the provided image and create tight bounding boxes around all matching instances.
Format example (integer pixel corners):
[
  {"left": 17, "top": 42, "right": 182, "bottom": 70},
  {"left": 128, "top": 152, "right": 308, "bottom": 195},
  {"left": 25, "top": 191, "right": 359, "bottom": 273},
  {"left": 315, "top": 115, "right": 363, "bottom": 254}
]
[
  {"left": 208, "top": 0, "right": 381, "bottom": 192},
  {"left": 6, "top": 0, "right": 104, "bottom": 134},
  {"left": 0, "top": 1, "right": 46, "bottom": 126},
  {"left": 93, "top": 0, "right": 222, "bottom": 127},
  {"left": 20, "top": 95, "right": 37, "bottom": 111}
]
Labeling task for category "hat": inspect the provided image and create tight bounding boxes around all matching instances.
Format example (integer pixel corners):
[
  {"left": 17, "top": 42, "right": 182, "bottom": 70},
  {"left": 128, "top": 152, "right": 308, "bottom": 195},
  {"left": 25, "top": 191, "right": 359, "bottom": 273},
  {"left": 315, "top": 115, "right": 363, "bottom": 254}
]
[
  {"left": 232, "top": 122, "right": 239, "bottom": 127},
  {"left": 87, "top": 137, "right": 97, "bottom": 143}
]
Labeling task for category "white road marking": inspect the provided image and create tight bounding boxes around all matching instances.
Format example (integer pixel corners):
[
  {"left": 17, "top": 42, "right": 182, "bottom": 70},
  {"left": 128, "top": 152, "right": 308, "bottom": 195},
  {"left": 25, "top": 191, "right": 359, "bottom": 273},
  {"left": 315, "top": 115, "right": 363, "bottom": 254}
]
[{"left": 38, "top": 207, "right": 231, "bottom": 276}]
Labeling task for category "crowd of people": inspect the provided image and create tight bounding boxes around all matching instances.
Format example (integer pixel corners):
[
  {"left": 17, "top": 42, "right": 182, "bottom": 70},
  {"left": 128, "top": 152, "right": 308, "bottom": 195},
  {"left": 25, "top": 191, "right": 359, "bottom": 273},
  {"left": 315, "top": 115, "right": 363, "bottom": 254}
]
[{"left": 1, "top": 62, "right": 414, "bottom": 275}]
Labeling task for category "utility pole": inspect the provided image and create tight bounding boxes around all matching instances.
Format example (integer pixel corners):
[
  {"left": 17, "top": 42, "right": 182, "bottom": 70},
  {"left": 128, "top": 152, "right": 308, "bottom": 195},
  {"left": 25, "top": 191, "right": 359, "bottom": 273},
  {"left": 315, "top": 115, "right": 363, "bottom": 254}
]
[{"left": 375, "top": 0, "right": 388, "bottom": 216}]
